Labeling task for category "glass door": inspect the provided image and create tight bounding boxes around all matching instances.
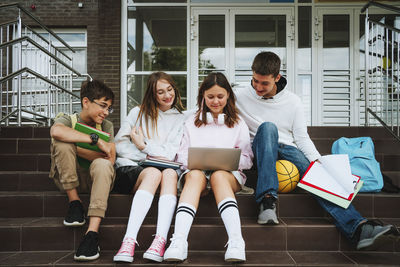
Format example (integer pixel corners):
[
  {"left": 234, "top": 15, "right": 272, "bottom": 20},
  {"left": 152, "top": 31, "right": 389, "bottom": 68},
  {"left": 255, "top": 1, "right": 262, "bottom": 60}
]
[
  {"left": 190, "top": 7, "right": 294, "bottom": 109},
  {"left": 315, "top": 9, "right": 356, "bottom": 126},
  {"left": 190, "top": 9, "right": 229, "bottom": 109},
  {"left": 231, "top": 9, "right": 295, "bottom": 89}
]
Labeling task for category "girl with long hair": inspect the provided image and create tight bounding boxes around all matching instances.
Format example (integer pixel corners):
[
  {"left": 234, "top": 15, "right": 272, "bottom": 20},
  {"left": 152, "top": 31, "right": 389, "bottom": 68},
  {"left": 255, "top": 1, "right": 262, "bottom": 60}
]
[
  {"left": 163, "top": 72, "right": 253, "bottom": 262},
  {"left": 113, "top": 72, "right": 185, "bottom": 263}
]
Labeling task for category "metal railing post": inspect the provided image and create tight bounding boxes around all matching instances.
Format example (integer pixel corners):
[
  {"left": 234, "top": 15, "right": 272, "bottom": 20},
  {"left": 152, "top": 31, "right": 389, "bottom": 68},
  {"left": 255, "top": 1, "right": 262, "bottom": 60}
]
[
  {"left": 16, "top": 11, "right": 22, "bottom": 126},
  {"left": 364, "top": 9, "right": 369, "bottom": 126},
  {"left": 47, "top": 38, "right": 52, "bottom": 125}
]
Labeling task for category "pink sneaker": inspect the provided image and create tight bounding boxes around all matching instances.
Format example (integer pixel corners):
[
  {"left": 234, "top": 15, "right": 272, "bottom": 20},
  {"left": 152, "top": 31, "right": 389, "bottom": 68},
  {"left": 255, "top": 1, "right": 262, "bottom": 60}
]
[
  {"left": 113, "top": 237, "right": 136, "bottom": 263},
  {"left": 143, "top": 235, "right": 166, "bottom": 262}
]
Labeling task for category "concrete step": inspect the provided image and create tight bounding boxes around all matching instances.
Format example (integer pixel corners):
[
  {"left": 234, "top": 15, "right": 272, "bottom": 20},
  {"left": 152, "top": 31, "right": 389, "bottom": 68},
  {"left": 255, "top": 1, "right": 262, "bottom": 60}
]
[
  {"left": 1, "top": 250, "right": 400, "bottom": 266},
  {"left": 1, "top": 153, "right": 399, "bottom": 172},
  {"left": 1, "top": 217, "right": 399, "bottom": 253},
  {"left": 1, "top": 170, "right": 399, "bottom": 192},
  {"left": 307, "top": 126, "right": 397, "bottom": 139},
  {"left": 0, "top": 126, "right": 395, "bottom": 139},
  {"left": 2, "top": 137, "right": 400, "bottom": 156},
  {"left": 312, "top": 137, "right": 400, "bottom": 155},
  {"left": 1, "top": 191, "right": 400, "bottom": 219}
]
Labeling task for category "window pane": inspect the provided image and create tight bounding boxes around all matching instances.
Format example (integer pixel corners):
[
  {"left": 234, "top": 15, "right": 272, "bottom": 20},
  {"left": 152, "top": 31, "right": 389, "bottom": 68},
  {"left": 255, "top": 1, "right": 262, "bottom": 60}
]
[
  {"left": 128, "top": 0, "right": 186, "bottom": 4},
  {"left": 199, "top": 15, "right": 226, "bottom": 83},
  {"left": 234, "top": 15, "right": 286, "bottom": 86},
  {"left": 128, "top": 7, "right": 187, "bottom": 72},
  {"left": 127, "top": 74, "right": 187, "bottom": 111},
  {"left": 297, "top": 74, "right": 312, "bottom": 125},
  {"left": 40, "top": 33, "right": 86, "bottom": 47},
  {"left": 298, "top": 6, "right": 311, "bottom": 71},
  {"left": 60, "top": 48, "right": 87, "bottom": 73},
  {"left": 192, "top": 0, "right": 265, "bottom": 2},
  {"left": 323, "top": 15, "right": 349, "bottom": 48},
  {"left": 323, "top": 15, "right": 349, "bottom": 70}
]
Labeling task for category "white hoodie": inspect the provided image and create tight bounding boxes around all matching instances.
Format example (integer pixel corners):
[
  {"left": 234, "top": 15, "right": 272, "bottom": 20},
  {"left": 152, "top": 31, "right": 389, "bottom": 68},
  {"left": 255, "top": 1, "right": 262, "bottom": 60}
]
[
  {"left": 115, "top": 106, "right": 185, "bottom": 168},
  {"left": 234, "top": 79, "right": 321, "bottom": 162}
]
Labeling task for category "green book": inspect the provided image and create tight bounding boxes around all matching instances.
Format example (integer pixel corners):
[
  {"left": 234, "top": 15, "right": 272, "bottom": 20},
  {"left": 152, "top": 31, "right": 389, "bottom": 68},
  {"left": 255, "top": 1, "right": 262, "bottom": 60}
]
[{"left": 74, "top": 122, "right": 111, "bottom": 169}]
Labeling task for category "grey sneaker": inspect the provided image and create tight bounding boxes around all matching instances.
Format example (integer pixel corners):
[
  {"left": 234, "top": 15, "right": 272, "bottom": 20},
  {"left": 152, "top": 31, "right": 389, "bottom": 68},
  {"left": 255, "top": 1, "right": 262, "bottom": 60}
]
[
  {"left": 257, "top": 196, "right": 279, "bottom": 225},
  {"left": 356, "top": 220, "right": 399, "bottom": 250}
]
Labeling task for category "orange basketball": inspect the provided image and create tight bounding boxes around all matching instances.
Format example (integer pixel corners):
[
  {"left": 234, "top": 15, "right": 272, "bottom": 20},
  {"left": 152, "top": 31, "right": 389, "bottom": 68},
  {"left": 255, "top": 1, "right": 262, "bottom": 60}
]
[{"left": 276, "top": 160, "right": 300, "bottom": 193}]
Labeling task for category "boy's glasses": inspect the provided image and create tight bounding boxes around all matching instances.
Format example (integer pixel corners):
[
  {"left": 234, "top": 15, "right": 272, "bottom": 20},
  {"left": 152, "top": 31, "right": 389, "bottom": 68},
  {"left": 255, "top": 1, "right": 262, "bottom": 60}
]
[{"left": 92, "top": 100, "right": 114, "bottom": 114}]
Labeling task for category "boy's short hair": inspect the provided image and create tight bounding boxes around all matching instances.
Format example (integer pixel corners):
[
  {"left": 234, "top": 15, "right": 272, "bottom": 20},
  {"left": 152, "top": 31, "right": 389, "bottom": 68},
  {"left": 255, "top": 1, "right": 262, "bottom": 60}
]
[
  {"left": 251, "top": 51, "right": 281, "bottom": 77},
  {"left": 80, "top": 79, "right": 114, "bottom": 105}
]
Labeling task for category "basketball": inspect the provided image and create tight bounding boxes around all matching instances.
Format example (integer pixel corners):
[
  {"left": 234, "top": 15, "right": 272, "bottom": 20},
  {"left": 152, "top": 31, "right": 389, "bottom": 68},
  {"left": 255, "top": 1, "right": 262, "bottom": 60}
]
[{"left": 276, "top": 160, "right": 300, "bottom": 193}]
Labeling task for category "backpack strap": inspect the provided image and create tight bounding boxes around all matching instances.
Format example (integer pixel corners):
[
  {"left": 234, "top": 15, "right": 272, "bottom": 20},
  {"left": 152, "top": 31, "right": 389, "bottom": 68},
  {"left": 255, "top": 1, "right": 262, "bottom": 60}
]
[
  {"left": 70, "top": 113, "right": 78, "bottom": 129},
  {"left": 70, "top": 113, "right": 102, "bottom": 131}
]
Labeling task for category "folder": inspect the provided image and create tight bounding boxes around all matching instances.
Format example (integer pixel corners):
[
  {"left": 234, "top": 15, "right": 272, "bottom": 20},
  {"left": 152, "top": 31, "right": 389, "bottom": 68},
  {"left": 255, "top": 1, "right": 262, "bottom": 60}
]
[
  {"left": 298, "top": 154, "right": 363, "bottom": 209},
  {"left": 74, "top": 122, "right": 110, "bottom": 169},
  {"left": 139, "top": 157, "right": 182, "bottom": 170}
]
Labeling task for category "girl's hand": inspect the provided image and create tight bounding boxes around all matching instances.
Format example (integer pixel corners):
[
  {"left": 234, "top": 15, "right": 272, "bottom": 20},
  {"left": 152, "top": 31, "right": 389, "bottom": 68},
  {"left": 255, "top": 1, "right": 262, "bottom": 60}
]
[{"left": 130, "top": 126, "right": 146, "bottom": 150}]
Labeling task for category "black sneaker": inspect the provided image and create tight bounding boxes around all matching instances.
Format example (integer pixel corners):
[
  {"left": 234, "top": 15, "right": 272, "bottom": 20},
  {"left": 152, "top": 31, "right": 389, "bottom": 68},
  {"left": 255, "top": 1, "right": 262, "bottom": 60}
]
[
  {"left": 74, "top": 231, "right": 100, "bottom": 261},
  {"left": 355, "top": 220, "right": 399, "bottom": 250},
  {"left": 257, "top": 195, "right": 279, "bottom": 225},
  {"left": 63, "top": 200, "right": 85, "bottom": 227}
]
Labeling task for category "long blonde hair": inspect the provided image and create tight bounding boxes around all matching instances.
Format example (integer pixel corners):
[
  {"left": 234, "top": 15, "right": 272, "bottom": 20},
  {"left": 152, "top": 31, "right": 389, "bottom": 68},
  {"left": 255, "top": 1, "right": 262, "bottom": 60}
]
[{"left": 136, "top": 72, "right": 184, "bottom": 137}]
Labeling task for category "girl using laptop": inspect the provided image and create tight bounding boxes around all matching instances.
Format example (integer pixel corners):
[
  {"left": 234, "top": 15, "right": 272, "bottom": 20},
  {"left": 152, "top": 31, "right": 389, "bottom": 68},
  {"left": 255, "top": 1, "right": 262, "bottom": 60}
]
[
  {"left": 113, "top": 72, "right": 185, "bottom": 263},
  {"left": 164, "top": 72, "right": 253, "bottom": 262}
]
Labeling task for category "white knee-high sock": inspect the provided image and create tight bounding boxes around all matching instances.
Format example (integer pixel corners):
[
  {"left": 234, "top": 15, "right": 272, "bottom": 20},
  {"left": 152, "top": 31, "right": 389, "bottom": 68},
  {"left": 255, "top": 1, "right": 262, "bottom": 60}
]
[
  {"left": 173, "top": 202, "right": 196, "bottom": 240},
  {"left": 218, "top": 197, "right": 243, "bottom": 240},
  {"left": 155, "top": 194, "right": 177, "bottom": 240},
  {"left": 124, "top": 189, "right": 154, "bottom": 240}
]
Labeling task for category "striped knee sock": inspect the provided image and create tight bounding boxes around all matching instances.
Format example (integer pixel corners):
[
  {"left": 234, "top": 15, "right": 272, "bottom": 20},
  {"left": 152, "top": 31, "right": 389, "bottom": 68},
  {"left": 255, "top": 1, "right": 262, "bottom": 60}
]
[
  {"left": 218, "top": 197, "right": 243, "bottom": 240},
  {"left": 173, "top": 202, "right": 196, "bottom": 240}
]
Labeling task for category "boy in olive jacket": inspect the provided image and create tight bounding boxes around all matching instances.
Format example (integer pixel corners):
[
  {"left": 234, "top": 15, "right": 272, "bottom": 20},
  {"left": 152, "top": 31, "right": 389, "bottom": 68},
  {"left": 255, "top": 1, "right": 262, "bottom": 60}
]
[{"left": 50, "top": 80, "right": 116, "bottom": 261}]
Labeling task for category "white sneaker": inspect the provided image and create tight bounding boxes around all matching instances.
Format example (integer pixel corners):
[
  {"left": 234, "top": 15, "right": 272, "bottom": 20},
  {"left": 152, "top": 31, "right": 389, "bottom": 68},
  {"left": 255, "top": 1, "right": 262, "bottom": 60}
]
[
  {"left": 224, "top": 237, "right": 246, "bottom": 262},
  {"left": 163, "top": 234, "right": 188, "bottom": 262}
]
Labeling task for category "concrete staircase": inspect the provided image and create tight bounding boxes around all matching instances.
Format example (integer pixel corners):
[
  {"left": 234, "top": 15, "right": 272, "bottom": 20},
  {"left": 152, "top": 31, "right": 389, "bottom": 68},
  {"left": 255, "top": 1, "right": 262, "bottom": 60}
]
[{"left": 1, "top": 126, "right": 400, "bottom": 266}]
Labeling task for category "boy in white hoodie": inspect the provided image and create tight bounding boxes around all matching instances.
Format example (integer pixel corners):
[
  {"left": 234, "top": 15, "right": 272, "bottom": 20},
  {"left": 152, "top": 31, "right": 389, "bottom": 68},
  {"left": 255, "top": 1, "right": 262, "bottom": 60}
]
[{"left": 235, "top": 51, "right": 398, "bottom": 250}]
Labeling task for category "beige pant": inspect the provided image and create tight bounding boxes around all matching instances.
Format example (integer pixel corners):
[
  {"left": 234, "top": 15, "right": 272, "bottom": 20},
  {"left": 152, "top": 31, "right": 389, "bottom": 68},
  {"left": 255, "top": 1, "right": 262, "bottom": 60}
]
[{"left": 50, "top": 139, "right": 115, "bottom": 218}]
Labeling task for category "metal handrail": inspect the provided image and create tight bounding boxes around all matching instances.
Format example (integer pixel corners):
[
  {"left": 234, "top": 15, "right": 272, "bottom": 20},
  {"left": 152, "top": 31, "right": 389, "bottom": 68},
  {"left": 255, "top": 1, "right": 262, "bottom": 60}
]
[
  {"left": 22, "top": 22, "right": 72, "bottom": 61},
  {"left": 0, "top": 67, "right": 79, "bottom": 98},
  {"left": 0, "top": 2, "right": 75, "bottom": 52},
  {"left": 0, "top": 36, "right": 82, "bottom": 76},
  {"left": 0, "top": 2, "right": 88, "bottom": 126},
  {"left": 0, "top": 19, "right": 18, "bottom": 28},
  {"left": 361, "top": 0, "right": 400, "bottom": 14},
  {"left": 362, "top": 1, "right": 400, "bottom": 140},
  {"left": 368, "top": 19, "right": 400, "bottom": 34},
  {"left": 368, "top": 108, "right": 400, "bottom": 142}
]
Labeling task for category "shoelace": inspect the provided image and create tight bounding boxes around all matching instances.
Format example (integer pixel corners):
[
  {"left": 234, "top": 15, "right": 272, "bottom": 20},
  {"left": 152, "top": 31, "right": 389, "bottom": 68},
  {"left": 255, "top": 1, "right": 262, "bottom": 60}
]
[
  {"left": 148, "top": 235, "right": 165, "bottom": 252},
  {"left": 169, "top": 234, "right": 184, "bottom": 248},
  {"left": 118, "top": 238, "right": 138, "bottom": 254},
  {"left": 224, "top": 238, "right": 243, "bottom": 249}
]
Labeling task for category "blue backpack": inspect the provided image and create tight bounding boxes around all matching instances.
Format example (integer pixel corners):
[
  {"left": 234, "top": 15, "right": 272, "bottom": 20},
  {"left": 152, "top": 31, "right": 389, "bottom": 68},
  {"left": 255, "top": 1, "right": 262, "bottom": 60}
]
[{"left": 331, "top": 137, "right": 383, "bottom": 192}]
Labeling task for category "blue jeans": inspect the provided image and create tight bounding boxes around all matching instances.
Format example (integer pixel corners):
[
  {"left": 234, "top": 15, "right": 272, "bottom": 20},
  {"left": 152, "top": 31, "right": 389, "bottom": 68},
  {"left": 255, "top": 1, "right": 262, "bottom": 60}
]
[{"left": 252, "top": 122, "right": 365, "bottom": 241}]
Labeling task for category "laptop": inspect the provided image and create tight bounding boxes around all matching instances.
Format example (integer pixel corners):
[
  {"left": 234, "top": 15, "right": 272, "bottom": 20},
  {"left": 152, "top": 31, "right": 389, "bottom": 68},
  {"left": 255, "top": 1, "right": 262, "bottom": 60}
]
[{"left": 188, "top": 147, "right": 241, "bottom": 171}]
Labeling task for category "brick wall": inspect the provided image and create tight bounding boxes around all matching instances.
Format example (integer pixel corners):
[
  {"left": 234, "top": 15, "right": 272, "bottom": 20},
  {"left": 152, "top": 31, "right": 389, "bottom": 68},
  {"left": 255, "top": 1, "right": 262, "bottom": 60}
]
[{"left": 0, "top": 0, "right": 122, "bottom": 126}]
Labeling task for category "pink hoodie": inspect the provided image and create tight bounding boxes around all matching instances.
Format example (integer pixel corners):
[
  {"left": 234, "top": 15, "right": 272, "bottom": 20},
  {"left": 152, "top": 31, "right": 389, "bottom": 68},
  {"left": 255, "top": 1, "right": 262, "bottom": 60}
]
[{"left": 177, "top": 114, "right": 254, "bottom": 184}]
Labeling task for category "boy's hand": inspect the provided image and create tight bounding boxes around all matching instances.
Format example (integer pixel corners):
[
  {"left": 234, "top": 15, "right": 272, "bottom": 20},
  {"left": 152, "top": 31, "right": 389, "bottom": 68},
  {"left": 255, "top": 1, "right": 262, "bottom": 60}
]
[
  {"left": 130, "top": 126, "right": 146, "bottom": 150},
  {"left": 77, "top": 147, "right": 107, "bottom": 161},
  {"left": 97, "top": 139, "right": 116, "bottom": 164}
]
